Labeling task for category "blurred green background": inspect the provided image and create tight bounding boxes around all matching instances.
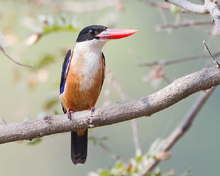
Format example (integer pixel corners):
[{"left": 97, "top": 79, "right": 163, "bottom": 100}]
[{"left": 1, "top": 0, "right": 220, "bottom": 175}]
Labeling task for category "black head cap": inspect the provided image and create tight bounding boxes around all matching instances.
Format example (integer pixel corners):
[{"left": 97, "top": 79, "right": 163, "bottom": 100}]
[{"left": 76, "top": 25, "right": 107, "bottom": 43}]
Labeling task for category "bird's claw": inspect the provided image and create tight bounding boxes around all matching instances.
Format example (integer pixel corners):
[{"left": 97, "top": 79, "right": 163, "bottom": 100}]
[
  {"left": 67, "top": 108, "right": 74, "bottom": 120},
  {"left": 89, "top": 107, "right": 95, "bottom": 116}
]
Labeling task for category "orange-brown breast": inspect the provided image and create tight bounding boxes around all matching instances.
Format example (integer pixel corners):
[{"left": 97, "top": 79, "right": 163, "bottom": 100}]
[{"left": 61, "top": 52, "right": 105, "bottom": 112}]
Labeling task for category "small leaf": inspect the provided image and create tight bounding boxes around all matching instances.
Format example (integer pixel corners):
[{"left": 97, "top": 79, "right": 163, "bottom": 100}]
[
  {"left": 146, "top": 173, "right": 151, "bottom": 176},
  {"left": 40, "top": 14, "right": 77, "bottom": 34},
  {"left": 42, "top": 26, "right": 52, "bottom": 33},
  {"left": 27, "top": 138, "right": 42, "bottom": 145},
  {"left": 170, "top": 4, "right": 179, "bottom": 15},
  {"left": 88, "top": 136, "right": 97, "bottom": 145},
  {"left": 154, "top": 168, "right": 161, "bottom": 176},
  {"left": 99, "top": 170, "right": 109, "bottom": 176},
  {"left": 116, "top": 162, "right": 123, "bottom": 169},
  {"left": 101, "top": 136, "right": 108, "bottom": 140},
  {"left": 152, "top": 155, "right": 157, "bottom": 160},
  {"left": 135, "top": 155, "right": 142, "bottom": 163},
  {"left": 52, "top": 23, "right": 61, "bottom": 31}
]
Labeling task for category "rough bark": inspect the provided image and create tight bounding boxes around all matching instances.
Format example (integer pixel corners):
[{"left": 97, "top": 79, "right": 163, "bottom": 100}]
[{"left": 0, "top": 66, "right": 220, "bottom": 144}]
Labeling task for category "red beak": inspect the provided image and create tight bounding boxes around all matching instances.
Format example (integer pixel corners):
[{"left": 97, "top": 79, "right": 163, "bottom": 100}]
[{"left": 95, "top": 28, "right": 138, "bottom": 40}]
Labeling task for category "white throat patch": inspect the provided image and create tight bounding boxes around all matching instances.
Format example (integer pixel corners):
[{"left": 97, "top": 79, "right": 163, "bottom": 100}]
[{"left": 71, "top": 40, "right": 107, "bottom": 91}]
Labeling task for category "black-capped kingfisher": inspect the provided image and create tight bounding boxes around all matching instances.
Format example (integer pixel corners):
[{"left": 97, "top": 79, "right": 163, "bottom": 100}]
[{"left": 60, "top": 25, "right": 137, "bottom": 165}]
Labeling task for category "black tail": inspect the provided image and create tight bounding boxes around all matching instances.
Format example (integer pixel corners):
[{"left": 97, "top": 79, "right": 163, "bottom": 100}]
[{"left": 71, "top": 130, "right": 88, "bottom": 165}]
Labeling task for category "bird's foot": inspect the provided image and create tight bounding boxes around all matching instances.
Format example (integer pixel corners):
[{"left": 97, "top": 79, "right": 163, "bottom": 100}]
[
  {"left": 67, "top": 108, "right": 74, "bottom": 120},
  {"left": 89, "top": 106, "right": 95, "bottom": 117},
  {"left": 86, "top": 106, "right": 95, "bottom": 125}
]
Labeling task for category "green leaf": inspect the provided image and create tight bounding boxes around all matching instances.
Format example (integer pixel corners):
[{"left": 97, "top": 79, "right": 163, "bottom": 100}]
[
  {"left": 42, "top": 26, "right": 52, "bottom": 33},
  {"left": 182, "top": 169, "right": 191, "bottom": 176},
  {"left": 146, "top": 172, "right": 151, "bottom": 176},
  {"left": 152, "top": 155, "right": 157, "bottom": 160},
  {"left": 116, "top": 162, "right": 123, "bottom": 169},
  {"left": 52, "top": 23, "right": 61, "bottom": 31},
  {"left": 88, "top": 136, "right": 97, "bottom": 145},
  {"left": 29, "top": 14, "right": 78, "bottom": 37},
  {"left": 27, "top": 138, "right": 42, "bottom": 145},
  {"left": 135, "top": 155, "right": 142, "bottom": 163},
  {"left": 154, "top": 168, "right": 161, "bottom": 176},
  {"left": 170, "top": 4, "right": 179, "bottom": 15},
  {"left": 99, "top": 170, "right": 109, "bottom": 176}
]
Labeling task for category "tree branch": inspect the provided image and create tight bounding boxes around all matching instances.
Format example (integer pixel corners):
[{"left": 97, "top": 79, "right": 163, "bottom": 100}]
[
  {"left": 165, "top": 0, "right": 208, "bottom": 14},
  {"left": 138, "top": 50, "right": 220, "bottom": 67},
  {"left": 165, "top": 0, "right": 220, "bottom": 34},
  {"left": 204, "top": 0, "right": 220, "bottom": 34},
  {"left": 140, "top": 87, "right": 215, "bottom": 175},
  {"left": 0, "top": 44, "right": 33, "bottom": 67},
  {"left": 156, "top": 20, "right": 213, "bottom": 30},
  {"left": 141, "top": 0, "right": 182, "bottom": 12},
  {"left": 0, "top": 66, "right": 220, "bottom": 144}
]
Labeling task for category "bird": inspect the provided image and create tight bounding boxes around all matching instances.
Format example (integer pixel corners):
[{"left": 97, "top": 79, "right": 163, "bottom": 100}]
[{"left": 59, "top": 25, "right": 137, "bottom": 165}]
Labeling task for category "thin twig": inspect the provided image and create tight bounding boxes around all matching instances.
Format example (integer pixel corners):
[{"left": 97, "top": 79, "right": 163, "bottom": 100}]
[
  {"left": 138, "top": 51, "right": 220, "bottom": 67},
  {"left": 98, "top": 141, "right": 121, "bottom": 160},
  {"left": 204, "top": 0, "right": 220, "bottom": 34},
  {"left": 143, "top": 0, "right": 220, "bottom": 34},
  {"left": 106, "top": 69, "right": 141, "bottom": 155},
  {"left": 140, "top": 0, "right": 182, "bottom": 12},
  {"left": 203, "top": 40, "right": 220, "bottom": 68},
  {"left": 164, "top": 0, "right": 220, "bottom": 34},
  {"left": 0, "top": 45, "right": 33, "bottom": 67},
  {"left": 140, "top": 87, "right": 215, "bottom": 175},
  {"left": 128, "top": 49, "right": 145, "bottom": 62},
  {"left": 131, "top": 119, "right": 141, "bottom": 156},
  {"left": 157, "top": 6, "right": 173, "bottom": 34},
  {"left": 106, "top": 69, "right": 130, "bottom": 102},
  {"left": 0, "top": 116, "right": 7, "bottom": 125},
  {"left": 165, "top": 0, "right": 208, "bottom": 14},
  {"left": 156, "top": 20, "right": 213, "bottom": 30},
  {"left": 162, "top": 75, "right": 171, "bottom": 84}
]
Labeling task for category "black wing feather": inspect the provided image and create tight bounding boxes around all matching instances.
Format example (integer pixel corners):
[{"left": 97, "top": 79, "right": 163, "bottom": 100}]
[
  {"left": 100, "top": 52, "right": 106, "bottom": 92},
  {"left": 60, "top": 49, "right": 72, "bottom": 94}
]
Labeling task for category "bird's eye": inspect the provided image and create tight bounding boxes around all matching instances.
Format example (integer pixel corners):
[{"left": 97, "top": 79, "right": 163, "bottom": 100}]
[{"left": 89, "top": 29, "right": 95, "bottom": 35}]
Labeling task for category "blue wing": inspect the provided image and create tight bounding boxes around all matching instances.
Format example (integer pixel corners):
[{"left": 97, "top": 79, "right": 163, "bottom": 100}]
[
  {"left": 60, "top": 49, "right": 72, "bottom": 94},
  {"left": 60, "top": 49, "right": 72, "bottom": 113}
]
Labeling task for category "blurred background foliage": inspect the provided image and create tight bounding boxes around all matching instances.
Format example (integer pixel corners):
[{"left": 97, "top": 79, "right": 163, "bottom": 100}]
[{"left": 0, "top": 0, "right": 220, "bottom": 175}]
